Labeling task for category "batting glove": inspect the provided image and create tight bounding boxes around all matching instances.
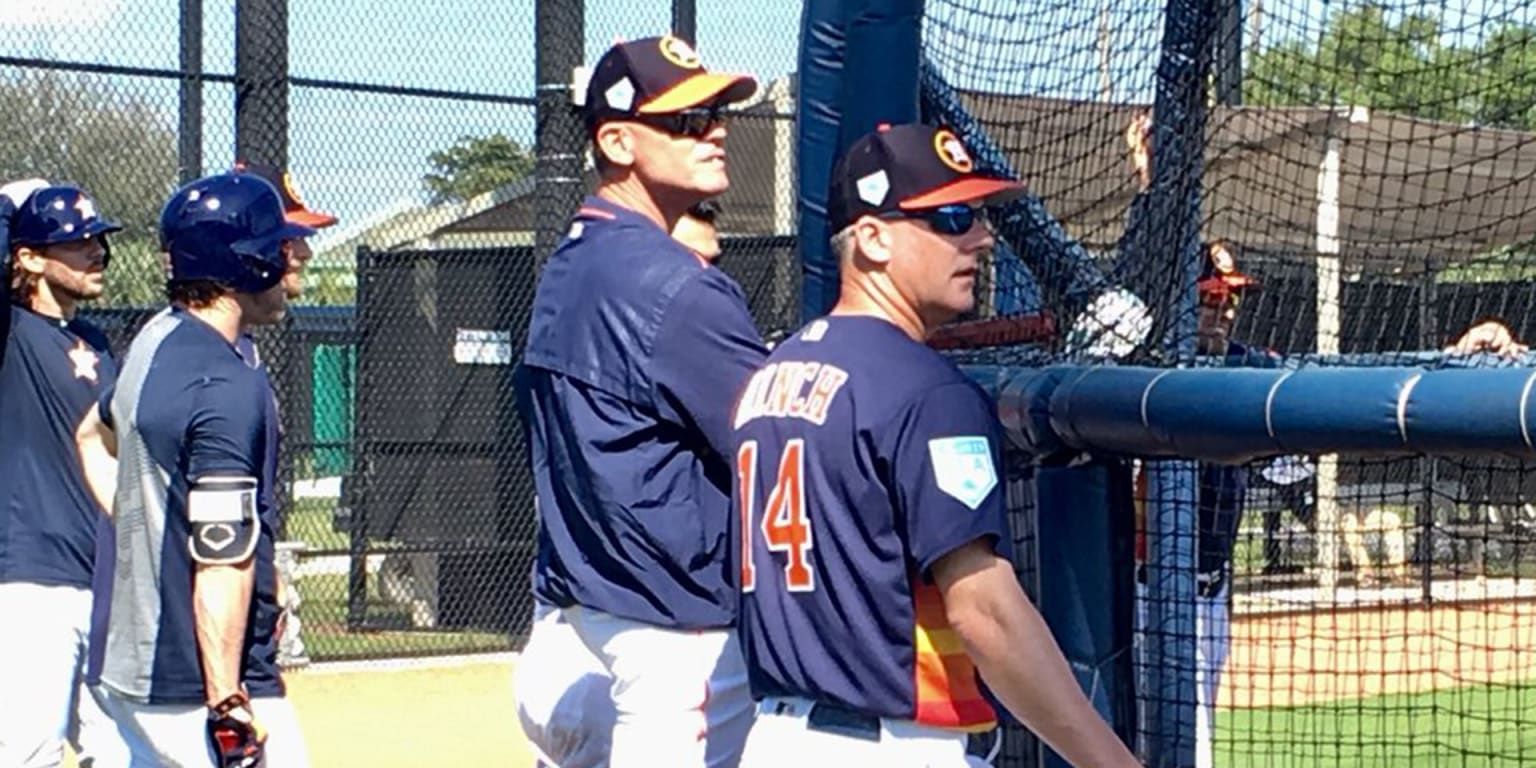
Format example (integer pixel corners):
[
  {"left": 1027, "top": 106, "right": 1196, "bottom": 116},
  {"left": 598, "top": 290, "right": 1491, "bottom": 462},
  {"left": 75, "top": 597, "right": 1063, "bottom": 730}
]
[{"left": 207, "top": 692, "right": 268, "bottom": 768}]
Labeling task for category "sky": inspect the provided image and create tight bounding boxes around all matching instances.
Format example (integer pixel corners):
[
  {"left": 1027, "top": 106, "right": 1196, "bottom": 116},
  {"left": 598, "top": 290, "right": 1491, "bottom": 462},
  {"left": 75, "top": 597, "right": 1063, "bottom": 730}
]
[{"left": 3, "top": 0, "right": 1532, "bottom": 250}]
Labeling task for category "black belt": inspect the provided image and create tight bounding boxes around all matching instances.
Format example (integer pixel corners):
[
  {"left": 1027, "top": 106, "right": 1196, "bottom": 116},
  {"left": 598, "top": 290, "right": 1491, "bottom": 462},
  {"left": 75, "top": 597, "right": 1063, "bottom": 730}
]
[{"left": 800, "top": 701, "right": 882, "bottom": 742}]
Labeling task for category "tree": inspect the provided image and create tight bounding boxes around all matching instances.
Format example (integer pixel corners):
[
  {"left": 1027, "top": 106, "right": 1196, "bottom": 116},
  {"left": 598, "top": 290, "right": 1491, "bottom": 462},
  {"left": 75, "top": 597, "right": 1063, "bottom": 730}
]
[
  {"left": 1, "top": 70, "right": 179, "bottom": 306},
  {"left": 1245, "top": 3, "right": 1536, "bottom": 131},
  {"left": 422, "top": 133, "right": 536, "bottom": 204}
]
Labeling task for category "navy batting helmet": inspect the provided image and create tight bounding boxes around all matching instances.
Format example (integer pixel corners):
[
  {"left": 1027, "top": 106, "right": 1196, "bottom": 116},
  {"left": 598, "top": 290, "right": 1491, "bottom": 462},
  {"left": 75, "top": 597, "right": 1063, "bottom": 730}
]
[
  {"left": 159, "top": 172, "right": 315, "bottom": 294},
  {"left": 8, "top": 184, "right": 123, "bottom": 250}
]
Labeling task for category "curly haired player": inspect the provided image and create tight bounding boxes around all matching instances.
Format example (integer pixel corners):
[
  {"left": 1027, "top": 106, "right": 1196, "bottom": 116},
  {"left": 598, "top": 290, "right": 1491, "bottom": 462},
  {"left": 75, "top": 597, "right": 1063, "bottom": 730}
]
[{"left": 0, "top": 178, "right": 128, "bottom": 768}]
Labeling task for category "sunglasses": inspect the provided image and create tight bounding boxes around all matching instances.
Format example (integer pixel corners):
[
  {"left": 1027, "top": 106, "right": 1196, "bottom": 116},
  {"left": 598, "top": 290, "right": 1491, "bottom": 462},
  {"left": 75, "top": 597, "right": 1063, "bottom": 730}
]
[
  {"left": 630, "top": 106, "right": 726, "bottom": 139},
  {"left": 881, "top": 204, "right": 987, "bottom": 236}
]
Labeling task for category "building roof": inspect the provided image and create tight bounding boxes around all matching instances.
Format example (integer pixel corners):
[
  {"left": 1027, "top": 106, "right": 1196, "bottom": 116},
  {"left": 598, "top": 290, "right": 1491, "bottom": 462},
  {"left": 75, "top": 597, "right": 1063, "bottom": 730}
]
[
  {"left": 326, "top": 79, "right": 1536, "bottom": 276},
  {"left": 957, "top": 92, "right": 1536, "bottom": 272}
]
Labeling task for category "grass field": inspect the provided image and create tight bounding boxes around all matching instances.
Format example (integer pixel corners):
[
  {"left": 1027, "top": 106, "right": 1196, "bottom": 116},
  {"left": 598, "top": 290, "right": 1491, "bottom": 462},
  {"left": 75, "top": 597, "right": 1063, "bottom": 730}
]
[
  {"left": 285, "top": 656, "right": 537, "bottom": 768},
  {"left": 1217, "top": 680, "right": 1536, "bottom": 767}
]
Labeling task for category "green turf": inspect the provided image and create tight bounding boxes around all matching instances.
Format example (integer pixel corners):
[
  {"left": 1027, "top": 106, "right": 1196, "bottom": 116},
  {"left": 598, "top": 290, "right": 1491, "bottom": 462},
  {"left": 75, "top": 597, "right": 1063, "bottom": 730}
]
[
  {"left": 1217, "top": 680, "right": 1536, "bottom": 767},
  {"left": 282, "top": 496, "right": 351, "bottom": 553}
]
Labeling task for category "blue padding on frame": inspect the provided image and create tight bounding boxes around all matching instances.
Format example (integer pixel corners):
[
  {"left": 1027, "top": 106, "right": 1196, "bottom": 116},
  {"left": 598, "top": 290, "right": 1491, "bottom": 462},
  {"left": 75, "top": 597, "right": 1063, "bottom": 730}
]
[
  {"left": 794, "top": 0, "right": 848, "bottom": 322},
  {"left": 990, "top": 365, "right": 1536, "bottom": 463},
  {"left": 795, "top": 0, "right": 923, "bottom": 321}
]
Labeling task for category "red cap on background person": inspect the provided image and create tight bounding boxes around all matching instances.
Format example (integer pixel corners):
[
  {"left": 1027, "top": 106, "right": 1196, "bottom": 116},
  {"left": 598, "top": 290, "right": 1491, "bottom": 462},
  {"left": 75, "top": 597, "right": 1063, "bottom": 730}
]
[
  {"left": 233, "top": 162, "right": 339, "bottom": 229},
  {"left": 1197, "top": 240, "right": 1259, "bottom": 297}
]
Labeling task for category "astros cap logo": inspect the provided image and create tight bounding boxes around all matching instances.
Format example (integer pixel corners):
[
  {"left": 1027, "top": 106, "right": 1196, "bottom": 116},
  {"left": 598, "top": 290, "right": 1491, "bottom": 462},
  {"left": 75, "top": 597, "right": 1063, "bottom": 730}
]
[
  {"left": 74, "top": 194, "right": 98, "bottom": 222},
  {"left": 933, "top": 129, "right": 974, "bottom": 173},
  {"left": 281, "top": 171, "right": 309, "bottom": 207},
  {"left": 658, "top": 35, "right": 703, "bottom": 69}
]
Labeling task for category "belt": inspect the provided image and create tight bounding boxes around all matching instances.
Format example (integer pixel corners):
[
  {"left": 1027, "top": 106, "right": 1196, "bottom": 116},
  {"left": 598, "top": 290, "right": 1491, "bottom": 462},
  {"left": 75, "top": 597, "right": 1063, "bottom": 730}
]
[
  {"left": 767, "top": 698, "right": 882, "bottom": 742},
  {"left": 808, "top": 701, "right": 882, "bottom": 742}
]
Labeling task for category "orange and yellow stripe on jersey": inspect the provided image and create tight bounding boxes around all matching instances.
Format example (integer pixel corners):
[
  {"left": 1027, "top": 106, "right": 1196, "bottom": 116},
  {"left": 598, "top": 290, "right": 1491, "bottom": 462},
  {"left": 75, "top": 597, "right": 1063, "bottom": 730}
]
[{"left": 911, "top": 578, "right": 998, "bottom": 731}]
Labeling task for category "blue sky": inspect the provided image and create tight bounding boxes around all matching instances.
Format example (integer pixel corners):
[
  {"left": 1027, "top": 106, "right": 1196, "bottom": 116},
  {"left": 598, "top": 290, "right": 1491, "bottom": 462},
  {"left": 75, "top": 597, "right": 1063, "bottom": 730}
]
[{"left": 3, "top": 0, "right": 1531, "bottom": 247}]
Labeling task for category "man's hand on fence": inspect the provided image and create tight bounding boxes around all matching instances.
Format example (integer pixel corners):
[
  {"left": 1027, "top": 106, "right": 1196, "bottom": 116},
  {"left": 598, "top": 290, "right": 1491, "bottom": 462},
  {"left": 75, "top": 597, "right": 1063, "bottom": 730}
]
[
  {"left": 1446, "top": 320, "right": 1528, "bottom": 357},
  {"left": 1065, "top": 288, "right": 1153, "bottom": 360}
]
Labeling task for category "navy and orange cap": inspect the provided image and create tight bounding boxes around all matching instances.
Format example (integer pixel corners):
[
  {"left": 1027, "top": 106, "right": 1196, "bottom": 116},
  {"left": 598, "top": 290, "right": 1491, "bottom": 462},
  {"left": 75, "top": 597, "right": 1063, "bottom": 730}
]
[
  {"left": 1198, "top": 241, "right": 1260, "bottom": 295},
  {"left": 232, "top": 162, "right": 339, "bottom": 229},
  {"left": 827, "top": 123, "right": 1026, "bottom": 232},
  {"left": 584, "top": 35, "right": 757, "bottom": 129}
]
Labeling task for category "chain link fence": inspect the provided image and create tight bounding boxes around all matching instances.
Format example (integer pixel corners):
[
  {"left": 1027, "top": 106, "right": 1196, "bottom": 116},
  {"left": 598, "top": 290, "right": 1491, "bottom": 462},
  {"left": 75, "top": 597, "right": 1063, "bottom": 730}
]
[{"left": 5, "top": 0, "right": 803, "bottom": 662}]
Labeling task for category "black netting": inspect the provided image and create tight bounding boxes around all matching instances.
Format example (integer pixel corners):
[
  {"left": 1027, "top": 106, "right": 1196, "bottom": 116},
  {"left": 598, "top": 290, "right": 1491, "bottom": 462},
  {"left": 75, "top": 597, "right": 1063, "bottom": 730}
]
[{"left": 927, "top": 0, "right": 1536, "bottom": 765}]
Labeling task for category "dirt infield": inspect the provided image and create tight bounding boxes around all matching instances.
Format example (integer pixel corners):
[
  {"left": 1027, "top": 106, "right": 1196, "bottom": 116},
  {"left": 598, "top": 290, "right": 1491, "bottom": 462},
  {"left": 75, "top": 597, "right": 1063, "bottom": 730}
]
[{"left": 1222, "top": 598, "right": 1536, "bottom": 709}]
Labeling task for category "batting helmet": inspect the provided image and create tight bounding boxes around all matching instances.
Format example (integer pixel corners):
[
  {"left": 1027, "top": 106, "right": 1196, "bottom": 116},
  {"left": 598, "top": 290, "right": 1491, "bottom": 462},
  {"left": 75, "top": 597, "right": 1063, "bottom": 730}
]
[
  {"left": 7, "top": 184, "right": 123, "bottom": 252},
  {"left": 159, "top": 172, "right": 315, "bottom": 294}
]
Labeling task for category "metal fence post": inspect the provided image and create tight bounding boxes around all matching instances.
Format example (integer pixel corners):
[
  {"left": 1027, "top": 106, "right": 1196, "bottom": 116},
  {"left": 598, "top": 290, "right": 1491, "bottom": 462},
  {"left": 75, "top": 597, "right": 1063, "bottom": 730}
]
[
  {"left": 178, "top": 0, "right": 204, "bottom": 183},
  {"left": 673, "top": 0, "right": 697, "bottom": 43},
  {"left": 234, "top": 0, "right": 289, "bottom": 168},
  {"left": 534, "top": 0, "right": 586, "bottom": 265}
]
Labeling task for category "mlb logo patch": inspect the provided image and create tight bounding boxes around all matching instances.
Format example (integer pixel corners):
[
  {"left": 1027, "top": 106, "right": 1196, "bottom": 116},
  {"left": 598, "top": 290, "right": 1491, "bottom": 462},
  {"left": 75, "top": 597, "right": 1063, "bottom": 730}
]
[
  {"left": 928, "top": 436, "right": 997, "bottom": 510},
  {"left": 856, "top": 171, "right": 889, "bottom": 206}
]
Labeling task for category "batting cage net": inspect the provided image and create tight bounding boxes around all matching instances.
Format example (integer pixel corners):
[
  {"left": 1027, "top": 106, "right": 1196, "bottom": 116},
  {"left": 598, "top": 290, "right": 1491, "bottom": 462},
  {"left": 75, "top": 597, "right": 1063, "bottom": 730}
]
[{"left": 919, "top": 0, "right": 1536, "bottom": 765}]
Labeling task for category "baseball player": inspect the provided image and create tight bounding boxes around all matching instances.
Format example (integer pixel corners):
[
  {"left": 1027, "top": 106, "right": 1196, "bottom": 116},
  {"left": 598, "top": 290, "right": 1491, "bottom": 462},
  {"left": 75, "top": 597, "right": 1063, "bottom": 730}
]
[
  {"left": 732, "top": 122, "right": 1139, "bottom": 767},
  {"left": 0, "top": 179, "right": 129, "bottom": 768},
  {"left": 518, "top": 34, "right": 765, "bottom": 767},
  {"left": 76, "top": 171, "right": 313, "bottom": 767},
  {"left": 1133, "top": 240, "right": 1529, "bottom": 766},
  {"left": 231, "top": 162, "right": 339, "bottom": 654},
  {"left": 232, "top": 162, "right": 339, "bottom": 304},
  {"left": 513, "top": 200, "right": 729, "bottom": 768},
  {"left": 1129, "top": 241, "right": 1271, "bottom": 768}
]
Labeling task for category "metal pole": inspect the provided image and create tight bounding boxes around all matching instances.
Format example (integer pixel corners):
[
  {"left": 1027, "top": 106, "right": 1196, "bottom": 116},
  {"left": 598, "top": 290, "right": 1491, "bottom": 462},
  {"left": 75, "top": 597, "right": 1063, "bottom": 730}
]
[
  {"left": 1098, "top": 0, "right": 1114, "bottom": 102},
  {"left": 1144, "top": 0, "right": 1220, "bottom": 763},
  {"left": 1215, "top": 0, "right": 1243, "bottom": 105},
  {"left": 1315, "top": 129, "right": 1343, "bottom": 598},
  {"left": 534, "top": 0, "right": 586, "bottom": 265},
  {"left": 673, "top": 0, "right": 698, "bottom": 45},
  {"left": 234, "top": 0, "right": 289, "bottom": 168},
  {"left": 177, "top": 0, "right": 203, "bottom": 183},
  {"left": 1314, "top": 107, "right": 1367, "bottom": 598}
]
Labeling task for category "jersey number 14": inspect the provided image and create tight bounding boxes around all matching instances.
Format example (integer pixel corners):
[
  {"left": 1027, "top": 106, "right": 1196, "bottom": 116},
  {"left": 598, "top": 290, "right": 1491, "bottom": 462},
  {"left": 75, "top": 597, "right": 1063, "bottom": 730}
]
[{"left": 737, "top": 439, "right": 814, "bottom": 592}]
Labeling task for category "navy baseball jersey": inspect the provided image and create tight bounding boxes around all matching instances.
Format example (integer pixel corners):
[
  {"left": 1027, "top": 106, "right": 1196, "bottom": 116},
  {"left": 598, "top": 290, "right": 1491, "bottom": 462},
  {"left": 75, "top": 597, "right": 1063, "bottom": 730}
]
[
  {"left": 0, "top": 306, "right": 117, "bottom": 588},
  {"left": 91, "top": 307, "right": 284, "bottom": 704},
  {"left": 733, "top": 315, "right": 1012, "bottom": 730},
  {"left": 519, "top": 197, "right": 768, "bottom": 630}
]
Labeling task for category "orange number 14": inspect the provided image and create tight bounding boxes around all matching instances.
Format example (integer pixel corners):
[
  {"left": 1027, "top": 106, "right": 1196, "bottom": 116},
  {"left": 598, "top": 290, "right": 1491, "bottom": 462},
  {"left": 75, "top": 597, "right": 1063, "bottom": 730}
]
[{"left": 737, "top": 439, "right": 814, "bottom": 593}]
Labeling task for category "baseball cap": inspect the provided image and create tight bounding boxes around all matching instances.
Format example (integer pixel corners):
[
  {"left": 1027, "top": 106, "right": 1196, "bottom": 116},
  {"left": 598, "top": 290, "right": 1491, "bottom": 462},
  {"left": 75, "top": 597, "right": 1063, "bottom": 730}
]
[
  {"left": 232, "top": 162, "right": 339, "bottom": 229},
  {"left": 827, "top": 123, "right": 1026, "bottom": 232},
  {"left": 1198, "top": 241, "right": 1260, "bottom": 295},
  {"left": 584, "top": 35, "right": 757, "bottom": 128}
]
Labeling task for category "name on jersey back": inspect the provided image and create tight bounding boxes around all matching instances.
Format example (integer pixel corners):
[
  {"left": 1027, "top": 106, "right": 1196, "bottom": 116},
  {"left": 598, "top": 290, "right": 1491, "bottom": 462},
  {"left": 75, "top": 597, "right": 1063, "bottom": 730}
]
[{"left": 734, "top": 361, "right": 850, "bottom": 428}]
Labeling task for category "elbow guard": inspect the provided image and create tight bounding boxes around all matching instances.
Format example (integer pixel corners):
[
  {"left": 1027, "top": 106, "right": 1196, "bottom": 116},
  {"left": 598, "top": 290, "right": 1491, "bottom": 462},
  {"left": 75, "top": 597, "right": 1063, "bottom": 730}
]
[{"left": 187, "top": 476, "right": 259, "bottom": 565}]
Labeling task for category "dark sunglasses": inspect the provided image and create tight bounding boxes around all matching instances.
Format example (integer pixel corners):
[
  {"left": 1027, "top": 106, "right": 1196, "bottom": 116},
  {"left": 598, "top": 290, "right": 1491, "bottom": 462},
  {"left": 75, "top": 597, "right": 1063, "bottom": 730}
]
[
  {"left": 630, "top": 106, "right": 726, "bottom": 139},
  {"left": 882, "top": 204, "right": 987, "bottom": 236}
]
